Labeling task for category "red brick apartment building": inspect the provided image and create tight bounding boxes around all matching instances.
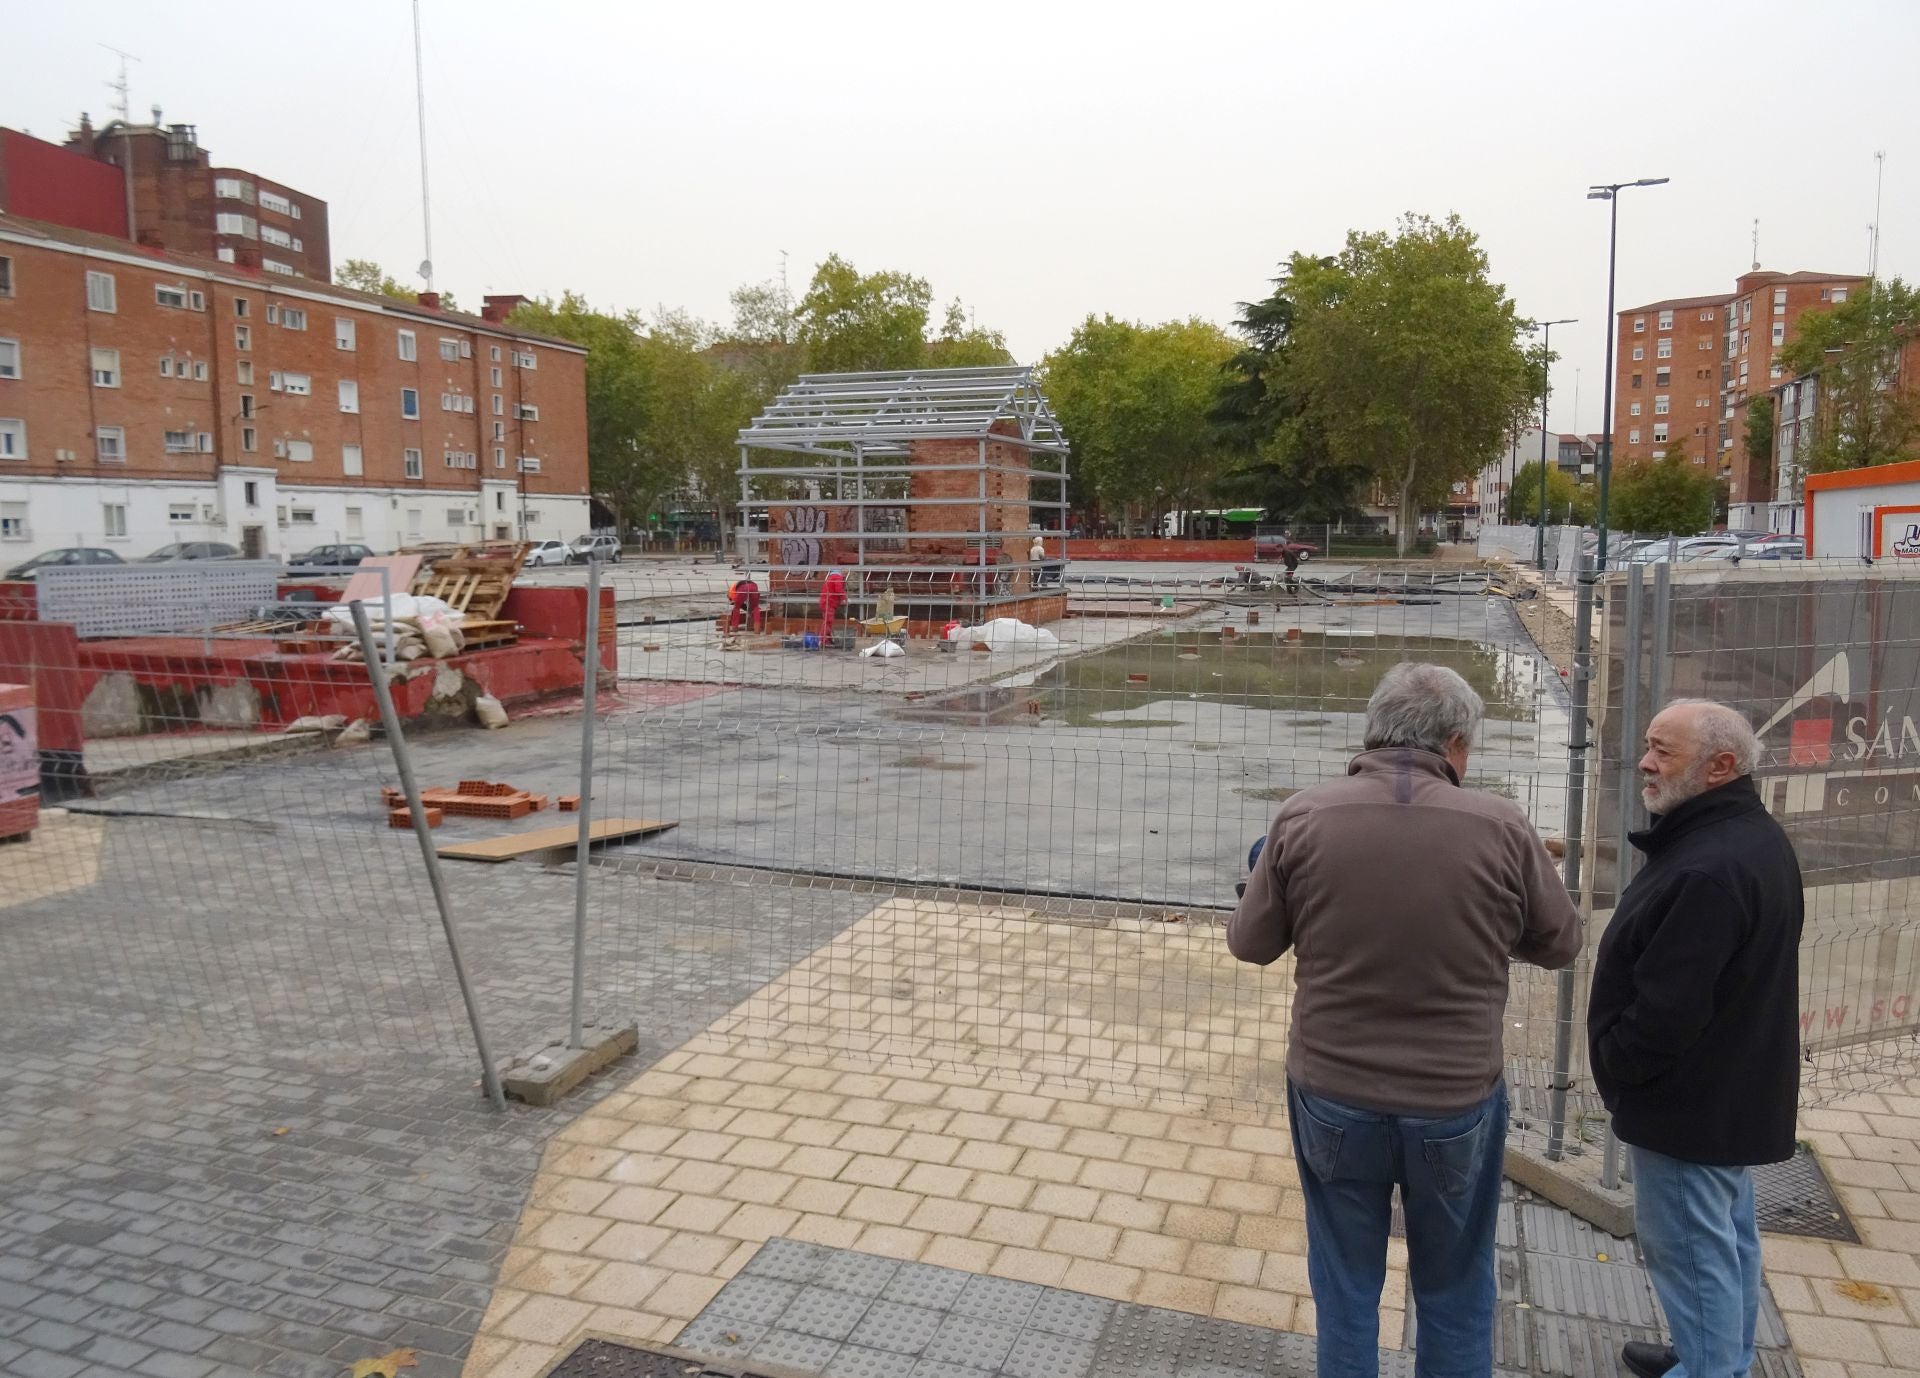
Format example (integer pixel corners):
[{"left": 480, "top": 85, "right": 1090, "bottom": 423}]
[
  {"left": 1, "top": 115, "right": 330, "bottom": 280},
  {"left": 0, "top": 214, "right": 589, "bottom": 559},
  {"left": 1613, "top": 269, "right": 1865, "bottom": 522}
]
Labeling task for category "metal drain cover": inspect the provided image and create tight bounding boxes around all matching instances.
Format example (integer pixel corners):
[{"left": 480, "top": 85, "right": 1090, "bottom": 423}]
[
  {"left": 547, "top": 1339, "right": 780, "bottom": 1378},
  {"left": 1754, "top": 1144, "right": 1858, "bottom": 1242}
]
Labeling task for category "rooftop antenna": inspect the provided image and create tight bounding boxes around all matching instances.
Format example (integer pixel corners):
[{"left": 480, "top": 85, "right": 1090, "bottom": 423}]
[
  {"left": 98, "top": 43, "right": 138, "bottom": 121},
  {"left": 412, "top": 0, "right": 434, "bottom": 294},
  {"left": 1870, "top": 150, "right": 1886, "bottom": 278},
  {"left": 1751, "top": 218, "right": 1760, "bottom": 272}
]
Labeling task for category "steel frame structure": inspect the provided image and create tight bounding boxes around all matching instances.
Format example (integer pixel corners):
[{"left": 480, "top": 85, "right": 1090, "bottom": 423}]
[{"left": 736, "top": 367, "right": 1071, "bottom": 613}]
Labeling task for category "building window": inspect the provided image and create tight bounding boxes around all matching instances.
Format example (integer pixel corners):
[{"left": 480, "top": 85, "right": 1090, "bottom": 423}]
[
  {"left": 439, "top": 338, "right": 461, "bottom": 362},
  {"left": 1632, "top": 316, "right": 1645, "bottom": 333},
  {"left": 96, "top": 427, "right": 124, "bottom": 462},
  {"left": 1656, "top": 338, "right": 1672, "bottom": 358},
  {"left": 490, "top": 345, "right": 502, "bottom": 362},
  {"left": 1699, "top": 308, "right": 1714, "bottom": 321},
  {"left": 1833, "top": 287, "right": 1849, "bottom": 303},
  {"left": 0, "top": 339, "right": 17, "bottom": 380},
  {"left": 235, "top": 324, "right": 251, "bottom": 351},
  {"left": 1773, "top": 288, "right": 1788, "bottom": 311},
  {"left": 291, "top": 507, "right": 316, "bottom": 525},
  {"left": 261, "top": 224, "right": 294, "bottom": 249},
  {"left": 234, "top": 297, "right": 249, "bottom": 317},
  {"left": 1770, "top": 361, "right": 1783, "bottom": 380},
  {"left": 263, "top": 260, "right": 295, "bottom": 277},
  {"left": 103, "top": 503, "right": 127, "bottom": 538},
  {"left": 281, "top": 372, "right": 312, "bottom": 396},
  {"left": 494, "top": 446, "right": 506, "bottom": 468},
  {"left": 513, "top": 351, "right": 537, "bottom": 369},
  {"left": 343, "top": 444, "right": 363, "bottom": 476},
  {"left": 1658, "top": 310, "right": 1673, "bottom": 330},
  {"left": 241, "top": 394, "right": 255, "bottom": 418},
  {"left": 241, "top": 426, "right": 256, "bottom": 453},
  {"left": 280, "top": 307, "right": 307, "bottom": 331},
  {"left": 1742, "top": 299, "right": 1752, "bottom": 323},
  {"left": 91, "top": 348, "right": 121, "bottom": 387},
  {"left": 159, "top": 356, "right": 175, "bottom": 378},
  {"left": 0, "top": 418, "right": 22, "bottom": 459},
  {"left": 164, "top": 429, "right": 196, "bottom": 453},
  {"left": 490, "top": 366, "right": 502, "bottom": 387},
  {"left": 1698, "top": 338, "right": 1711, "bottom": 350},
  {"left": 214, "top": 177, "right": 251, "bottom": 201},
  {"left": 237, "top": 360, "right": 254, "bottom": 385},
  {"left": 1655, "top": 368, "right": 1670, "bottom": 387},
  {"left": 514, "top": 403, "right": 539, "bottom": 421},
  {"left": 492, "top": 420, "right": 505, "bottom": 440},
  {"left": 1696, "top": 396, "right": 1710, "bottom": 408},
  {"left": 215, "top": 212, "right": 258, "bottom": 238},
  {"left": 0, "top": 502, "right": 28, "bottom": 541},
  {"left": 154, "top": 284, "right": 206, "bottom": 311},
  {"left": 168, "top": 504, "right": 196, "bottom": 524},
  {"left": 1771, "top": 322, "right": 1785, "bottom": 346},
  {"left": 401, "top": 388, "right": 420, "bottom": 419},
  {"left": 335, "top": 318, "right": 356, "bottom": 351},
  {"left": 0, "top": 256, "right": 12, "bottom": 296},
  {"left": 216, "top": 247, "right": 235, "bottom": 263},
  {"left": 446, "top": 506, "right": 467, "bottom": 527},
  {"left": 85, "top": 270, "right": 117, "bottom": 313},
  {"left": 286, "top": 439, "right": 313, "bottom": 463},
  {"left": 339, "top": 380, "right": 360, "bottom": 413},
  {"left": 404, "top": 448, "right": 423, "bottom": 479},
  {"left": 398, "top": 330, "right": 416, "bottom": 361},
  {"left": 1654, "top": 395, "right": 1670, "bottom": 415},
  {"left": 518, "top": 456, "right": 541, "bottom": 473},
  {"left": 1630, "top": 373, "right": 1642, "bottom": 389},
  {"left": 1632, "top": 346, "right": 1644, "bottom": 361},
  {"left": 1628, "top": 428, "right": 1641, "bottom": 445},
  {"left": 406, "top": 508, "right": 422, "bottom": 535},
  {"left": 1629, "top": 401, "right": 1642, "bottom": 416},
  {"left": 258, "top": 189, "right": 295, "bottom": 216},
  {"left": 243, "top": 480, "right": 259, "bottom": 507},
  {"left": 1653, "top": 423, "right": 1669, "bottom": 443},
  {"left": 345, "top": 507, "right": 364, "bottom": 538}
]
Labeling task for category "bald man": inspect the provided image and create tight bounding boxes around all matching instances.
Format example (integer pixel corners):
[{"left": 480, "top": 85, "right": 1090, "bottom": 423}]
[{"left": 1588, "top": 699, "right": 1803, "bottom": 1378}]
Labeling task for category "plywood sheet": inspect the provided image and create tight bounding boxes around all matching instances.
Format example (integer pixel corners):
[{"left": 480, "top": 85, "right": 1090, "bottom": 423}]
[
  {"left": 436, "top": 817, "right": 677, "bottom": 863},
  {"left": 340, "top": 554, "right": 425, "bottom": 607}
]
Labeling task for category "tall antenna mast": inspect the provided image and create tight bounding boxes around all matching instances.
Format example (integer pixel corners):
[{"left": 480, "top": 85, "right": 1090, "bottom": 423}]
[
  {"left": 98, "top": 44, "right": 141, "bottom": 240},
  {"left": 99, "top": 44, "right": 139, "bottom": 120},
  {"left": 412, "top": 0, "right": 434, "bottom": 294},
  {"left": 1751, "top": 218, "right": 1760, "bottom": 272},
  {"left": 1870, "top": 150, "right": 1887, "bottom": 278}
]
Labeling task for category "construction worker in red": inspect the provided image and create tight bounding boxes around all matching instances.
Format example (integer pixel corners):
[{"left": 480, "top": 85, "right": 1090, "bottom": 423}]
[
  {"left": 726, "top": 577, "right": 762, "bottom": 632},
  {"left": 819, "top": 569, "right": 847, "bottom": 641}
]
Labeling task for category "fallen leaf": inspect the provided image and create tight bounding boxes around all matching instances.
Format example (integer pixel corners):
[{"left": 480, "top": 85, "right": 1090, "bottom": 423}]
[
  {"left": 1834, "top": 1279, "right": 1894, "bottom": 1307},
  {"left": 272, "top": 1127, "right": 290, "bottom": 1136},
  {"left": 349, "top": 1348, "right": 420, "bottom": 1378}
]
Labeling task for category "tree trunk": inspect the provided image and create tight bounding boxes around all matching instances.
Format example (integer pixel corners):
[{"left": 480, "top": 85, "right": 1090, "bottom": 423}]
[{"left": 1396, "top": 456, "right": 1419, "bottom": 558}]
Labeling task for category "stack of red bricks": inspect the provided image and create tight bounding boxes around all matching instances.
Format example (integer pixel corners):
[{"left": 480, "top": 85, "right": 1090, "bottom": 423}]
[{"left": 381, "top": 779, "right": 550, "bottom": 829}]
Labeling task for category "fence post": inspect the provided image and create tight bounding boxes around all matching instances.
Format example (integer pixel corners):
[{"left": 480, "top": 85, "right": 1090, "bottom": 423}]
[
  {"left": 569, "top": 559, "right": 600, "bottom": 1050},
  {"left": 349, "top": 599, "right": 508, "bottom": 1110},
  {"left": 1546, "top": 553, "right": 1597, "bottom": 1160}
]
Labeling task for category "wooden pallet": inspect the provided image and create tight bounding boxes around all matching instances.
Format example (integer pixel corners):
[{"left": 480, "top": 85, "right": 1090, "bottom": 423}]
[
  {"left": 436, "top": 817, "right": 678, "bottom": 863},
  {"left": 410, "top": 541, "right": 530, "bottom": 625}
]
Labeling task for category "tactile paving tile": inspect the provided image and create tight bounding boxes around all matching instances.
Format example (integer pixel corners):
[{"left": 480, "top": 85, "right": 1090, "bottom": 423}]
[
  {"left": 1178, "top": 1316, "right": 1278, "bottom": 1370},
  {"left": 745, "top": 1237, "right": 831, "bottom": 1285},
  {"left": 1496, "top": 1246, "right": 1525, "bottom": 1304},
  {"left": 1519, "top": 1313, "right": 1666, "bottom": 1378},
  {"left": 814, "top": 1250, "right": 901, "bottom": 1297},
  {"left": 846, "top": 1299, "right": 944, "bottom": 1356},
  {"left": 822, "top": 1343, "right": 913, "bottom": 1378},
  {"left": 928, "top": 1312, "right": 1019, "bottom": 1370},
  {"left": 1025, "top": 1287, "right": 1113, "bottom": 1341},
  {"left": 1518, "top": 1201, "right": 1640, "bottom": 1264},
  {"left": 882, "top": 1260, "right": 972, "bottom": 1311},
  {"left": 1750, "top": 1346, "right": 1805, "bottom": 1378},
  {"left": 782, "top": 1285, "right": 874, "bottom": 1342},
  {"left": 1523, "top": 1254, "right": 1660, "bottom": 1327},
  {"left": 705, "top": 1275, "right": 801, "bottom": 1326},
  {"left": 1088, "top": 1302, "right": 1194, "bottom": 1378},
  {"left": 672, "top": 1312, "right": 767, "bottom": 1360},
  {"left": 750, "top": 1327, "right": 840, "bottom": 1375},
  {"left": 951, "top": 1273, "right": 1043, "bottom": 1326},
  {"left": 1001, "top": 1326, "right": 1096, "bottom": 1378},
  {"left": 908, "top": 1360, "right": 992, "bottom": 1378}
]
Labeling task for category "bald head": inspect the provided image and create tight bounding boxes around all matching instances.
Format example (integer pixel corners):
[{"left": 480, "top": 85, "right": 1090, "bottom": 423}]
[{"left": 1639, "top": 699, "right": 1763, "bottom": 814}]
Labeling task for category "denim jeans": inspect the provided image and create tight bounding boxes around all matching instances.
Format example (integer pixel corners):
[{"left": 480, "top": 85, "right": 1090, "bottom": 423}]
[
  {"left": 1289, "top": 1079, "right": 1507, "bottom": 1378},
  {"left": 1628, "top": 1144, "right": 1760, "bottom": 1378}
]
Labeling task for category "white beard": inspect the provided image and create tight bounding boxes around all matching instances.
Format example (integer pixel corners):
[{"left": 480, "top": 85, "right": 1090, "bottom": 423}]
[{"left": 1642, "top": 761, "right": 1712, "bottom": 816}]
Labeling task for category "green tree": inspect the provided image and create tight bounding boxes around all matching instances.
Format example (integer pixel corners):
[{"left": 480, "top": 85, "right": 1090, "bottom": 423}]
[
  {"left": 1504, "top": 460, "right": 1595, "bottom": 525},
  {"left": 1042, "top": 315, "right": 1238, "bottom": 531},
  {"left": 335, "top": 258, "right": 460, "bottom": 312},
  {"left": 1743, "top": 394, "right": 1776, "bottom": 495},
  {"left": 1283, "top": 214, "right": 1539, "bottom": 554},
  {"left": 927, "top": 298, "right": 1015, "bottom": 368},
  {"left": 793, "top": 254, "right": 932, "bottom": 374},
  {"left": 1610, "top": 455, "right": 1715, "bottom": 536},
  {"left": 1780, "top": 277, "right": 1920, "bottom": 472},
  {"left": 640, "top": 310, "right": 759, "bottom": 536},
  {"left": 1211, "top": 262, "right": 1369, "bottom": 522}
]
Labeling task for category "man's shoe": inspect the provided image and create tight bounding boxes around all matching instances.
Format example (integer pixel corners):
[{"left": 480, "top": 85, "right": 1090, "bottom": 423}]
[{"left": 1621, "top": 1341, "right": 1679, "bottom": 1378}]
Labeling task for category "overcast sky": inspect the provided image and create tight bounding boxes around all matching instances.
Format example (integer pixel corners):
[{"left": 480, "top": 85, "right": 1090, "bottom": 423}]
[{"left": 12, "top": 0, "right": 1917, "bottom": 435}]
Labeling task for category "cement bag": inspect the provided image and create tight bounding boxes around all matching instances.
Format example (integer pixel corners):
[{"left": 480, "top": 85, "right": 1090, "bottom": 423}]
[
  {"left": 474, "top": 694, "right": 508, "bottom": 729},
  {"left": 322, "top": 593, "right": 457, "bottom": 629},
  {"left": 956, "top": 617, "right": 1059, "bottom": 650},
  {"left": 860, "top": 639, "right": 905, "bottom": 658},
  {"left": 416, "top": 608, "right": 464, "bottom": 659}
]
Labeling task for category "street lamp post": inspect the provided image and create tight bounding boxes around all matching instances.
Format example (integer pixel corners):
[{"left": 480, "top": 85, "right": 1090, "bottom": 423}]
[
  {"left": 1588, "top": 177, "right": 1669, "bottom": 570},
  {"left": 1533, "top": 317, "right": 1577, "bottom": 567}
]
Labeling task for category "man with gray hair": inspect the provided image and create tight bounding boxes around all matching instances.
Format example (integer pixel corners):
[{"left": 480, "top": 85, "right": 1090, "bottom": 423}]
[
  {"left": 1230, "top": 662, "right": 1580, "bottom": 1376},
  {"left": 1589, "top": 700, "right": 1803, "bottom": 1378}
]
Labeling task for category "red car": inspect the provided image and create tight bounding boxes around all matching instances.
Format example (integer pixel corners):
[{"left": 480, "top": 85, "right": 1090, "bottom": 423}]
[{"left": 1253, "top": 534, "right": 1319, "bottom": 564}]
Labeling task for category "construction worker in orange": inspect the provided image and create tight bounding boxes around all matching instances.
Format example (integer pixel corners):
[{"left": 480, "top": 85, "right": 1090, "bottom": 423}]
[
  {"left": 819, "top": 569, "right": 847, "bottom": 641},
  {"left": 726, "top": 577, "right": 762, "bottom": 632}
]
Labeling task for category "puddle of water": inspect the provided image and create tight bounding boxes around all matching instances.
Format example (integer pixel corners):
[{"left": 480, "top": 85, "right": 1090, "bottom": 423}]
[
  {"left": 1030, "top": 630, "right": 1540, "bottom": 726},
  {"left": 1239, "top": 786, "right": 1302, "bottom": 803},
  {"left": 886, "top": 755, "right": 981, "bottom": 771}
]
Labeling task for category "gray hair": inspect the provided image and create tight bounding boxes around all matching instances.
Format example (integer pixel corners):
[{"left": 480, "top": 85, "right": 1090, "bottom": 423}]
[
  {"left": 1363, "top": 662, "right": 1484, "bottom": 755},
  {"left": 1663, "top": 698, "right": 1763, "bottom": 775}
]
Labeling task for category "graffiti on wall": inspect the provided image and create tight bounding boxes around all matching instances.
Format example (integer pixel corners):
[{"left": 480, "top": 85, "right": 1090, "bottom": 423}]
[{"left": 779, "top": 506, "right": 829, "bottom": 566}]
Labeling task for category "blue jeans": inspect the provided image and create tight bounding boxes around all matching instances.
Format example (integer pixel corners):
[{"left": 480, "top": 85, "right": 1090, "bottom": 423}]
[
  {"left": 1629, "top": 1145, "right": 1760, "bottom": 1378},
  {"left": 1289, "top": 1080, "right": 1506, "bottom": 1378}
]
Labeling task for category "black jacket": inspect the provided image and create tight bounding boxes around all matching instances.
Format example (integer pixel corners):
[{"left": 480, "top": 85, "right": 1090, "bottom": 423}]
[{"left": 1587, "top": 776, "right": 1803, "bottom": 1166}]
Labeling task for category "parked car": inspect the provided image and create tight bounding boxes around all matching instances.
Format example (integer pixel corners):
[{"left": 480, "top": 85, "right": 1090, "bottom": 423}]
[
  {"left": 1252, "top": 533, "right": 1319, "bottom": 563},
  {"left": 525, "top": 539, "right": 572, "bottom": 567},
  {"left": 1693, "top": 540, "right": 1804, "bottom": 561},
  {"left": 569, "top": 534, "right": 623, "bottom": 564},
  {"left": 139, "top": 542, "right": 242, "bottom": 562},
  {"left": 288, "top": 543, "right": 376, "bottom": 567},
  {"left": 4, "top": 547, "right": 126, "bottom": 580}
]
